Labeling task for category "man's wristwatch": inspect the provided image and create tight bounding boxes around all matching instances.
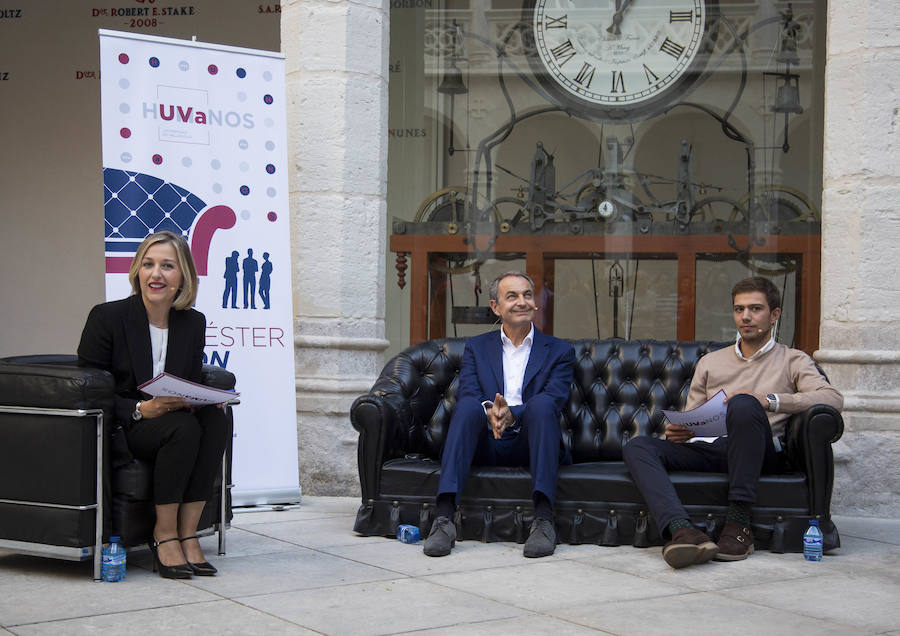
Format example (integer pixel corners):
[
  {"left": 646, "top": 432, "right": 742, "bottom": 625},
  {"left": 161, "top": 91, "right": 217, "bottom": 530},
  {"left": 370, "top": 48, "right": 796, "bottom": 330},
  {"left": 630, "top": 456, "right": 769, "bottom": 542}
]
[
  {"left": 132, "top": 400, "right": 144, "bottom": 421},
  {"left": 766, "top": 394, "right": 778, "bottom": 413}
]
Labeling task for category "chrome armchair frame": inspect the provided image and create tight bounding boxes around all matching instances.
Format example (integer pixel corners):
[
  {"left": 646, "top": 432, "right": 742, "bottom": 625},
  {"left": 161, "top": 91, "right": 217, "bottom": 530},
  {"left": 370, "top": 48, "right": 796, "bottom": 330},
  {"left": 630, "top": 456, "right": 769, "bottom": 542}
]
[
  {"left": 0, "top": 402, "right": 234, "bottom": 581},
  {"left": 0, "top": 405, "right": 105, "bottom": 580}
]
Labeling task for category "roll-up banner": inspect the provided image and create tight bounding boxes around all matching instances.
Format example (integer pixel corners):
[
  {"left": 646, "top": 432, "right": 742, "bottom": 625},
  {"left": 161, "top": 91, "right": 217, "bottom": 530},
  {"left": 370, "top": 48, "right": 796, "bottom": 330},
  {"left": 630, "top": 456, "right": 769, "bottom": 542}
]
[{"left": 99, "top": 29, "right": 300, "bottom": 506}]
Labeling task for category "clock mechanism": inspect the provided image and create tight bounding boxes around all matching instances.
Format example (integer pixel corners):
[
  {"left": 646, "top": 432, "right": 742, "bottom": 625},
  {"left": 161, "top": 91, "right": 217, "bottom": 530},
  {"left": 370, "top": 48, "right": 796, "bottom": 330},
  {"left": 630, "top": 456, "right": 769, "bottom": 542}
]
[{"left": 390, "top": 3, "right": 819, "bottom": 340}]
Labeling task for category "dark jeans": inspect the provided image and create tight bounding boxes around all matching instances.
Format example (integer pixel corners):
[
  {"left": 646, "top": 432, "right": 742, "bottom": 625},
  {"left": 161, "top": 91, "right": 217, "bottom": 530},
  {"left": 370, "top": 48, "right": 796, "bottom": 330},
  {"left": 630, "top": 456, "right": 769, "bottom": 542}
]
[
  {"left": 125, "top": 405, "right": 229, "bottom": 505},
  {"left": 437, "top": 394, "right": 569, "bottom": 505},
  {"left": 622, "top": 394, "right": 781, "bottom": 537}
]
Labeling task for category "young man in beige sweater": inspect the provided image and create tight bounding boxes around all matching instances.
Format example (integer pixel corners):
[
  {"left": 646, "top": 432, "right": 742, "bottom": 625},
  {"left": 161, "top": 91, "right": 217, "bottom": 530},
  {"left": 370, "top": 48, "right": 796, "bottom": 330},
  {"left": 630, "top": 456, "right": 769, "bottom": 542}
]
[{"left": 623, "top": 277, "right": 843, "bottom": 568}]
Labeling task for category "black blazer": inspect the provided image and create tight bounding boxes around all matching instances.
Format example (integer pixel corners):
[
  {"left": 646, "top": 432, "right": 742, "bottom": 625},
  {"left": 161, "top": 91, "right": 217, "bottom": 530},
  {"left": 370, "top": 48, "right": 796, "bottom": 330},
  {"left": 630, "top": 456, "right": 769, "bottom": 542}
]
[{"left": 77, "top": 294, "right": 206, "bottom": 425}]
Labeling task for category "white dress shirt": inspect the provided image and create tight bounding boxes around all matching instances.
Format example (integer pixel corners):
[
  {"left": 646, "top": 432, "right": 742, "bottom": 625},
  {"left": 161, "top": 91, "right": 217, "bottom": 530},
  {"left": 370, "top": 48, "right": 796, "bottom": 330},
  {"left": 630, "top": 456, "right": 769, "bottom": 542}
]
[
  {"left": 499, "top": 323, "right": 534, "bottom": 407},
  {"left": 733, "top": 331, "right": 777, "bottom": 362}
]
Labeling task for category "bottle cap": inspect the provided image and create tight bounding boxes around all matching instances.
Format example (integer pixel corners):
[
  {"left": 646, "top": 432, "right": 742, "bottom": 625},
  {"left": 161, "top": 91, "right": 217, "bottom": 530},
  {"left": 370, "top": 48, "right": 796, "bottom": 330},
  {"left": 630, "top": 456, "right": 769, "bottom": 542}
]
[
  {"left": 110, "top": 535, "right": 121, "bottom": 542},
  {"left": 809, "top": 520, "right": 819, "bottom": 527}
]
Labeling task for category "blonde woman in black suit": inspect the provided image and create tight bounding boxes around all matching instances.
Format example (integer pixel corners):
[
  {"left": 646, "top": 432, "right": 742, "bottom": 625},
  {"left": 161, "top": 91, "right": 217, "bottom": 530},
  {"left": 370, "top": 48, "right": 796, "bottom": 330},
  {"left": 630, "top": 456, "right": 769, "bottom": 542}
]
[{"left": 78, "top": 231, "right": 228, "bottom": 579}]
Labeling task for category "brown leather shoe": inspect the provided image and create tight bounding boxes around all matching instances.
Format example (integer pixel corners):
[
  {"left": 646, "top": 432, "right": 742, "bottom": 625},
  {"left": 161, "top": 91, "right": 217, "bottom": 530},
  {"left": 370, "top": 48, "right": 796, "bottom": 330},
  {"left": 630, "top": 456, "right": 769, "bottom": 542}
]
[
  {"left": 662, "top": 527, "right": 718, "bottom": 569},
  {"left": 714, "top": 522, "right": 755, "bottom": 561}
]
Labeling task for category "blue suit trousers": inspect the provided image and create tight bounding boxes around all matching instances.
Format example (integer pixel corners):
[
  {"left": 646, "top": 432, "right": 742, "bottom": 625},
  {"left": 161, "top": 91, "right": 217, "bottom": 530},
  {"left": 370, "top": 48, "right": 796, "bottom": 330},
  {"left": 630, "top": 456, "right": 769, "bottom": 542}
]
[{"left": 437, "top": 394, "right": 568, "bottom": 505}]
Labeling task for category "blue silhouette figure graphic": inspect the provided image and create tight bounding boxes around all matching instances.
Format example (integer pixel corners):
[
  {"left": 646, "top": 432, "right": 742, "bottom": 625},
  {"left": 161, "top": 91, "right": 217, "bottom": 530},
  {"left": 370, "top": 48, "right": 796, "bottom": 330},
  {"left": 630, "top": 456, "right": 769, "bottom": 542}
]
[
  {"left": 259, "top": 252, "right": 273, "bottom": 310},
  {"left": 242, "top": 249, "right": 258, "bottom": 309},
  {"left": 222, "top": 250, "right": 240, "bottom": 308}
]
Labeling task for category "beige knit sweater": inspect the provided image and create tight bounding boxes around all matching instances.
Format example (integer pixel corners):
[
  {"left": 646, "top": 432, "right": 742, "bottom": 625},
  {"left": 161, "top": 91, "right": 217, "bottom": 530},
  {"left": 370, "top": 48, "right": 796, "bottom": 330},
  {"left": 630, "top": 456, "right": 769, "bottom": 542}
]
[{"left": 685, "top": 341, "right": 844, "bottom": 439}]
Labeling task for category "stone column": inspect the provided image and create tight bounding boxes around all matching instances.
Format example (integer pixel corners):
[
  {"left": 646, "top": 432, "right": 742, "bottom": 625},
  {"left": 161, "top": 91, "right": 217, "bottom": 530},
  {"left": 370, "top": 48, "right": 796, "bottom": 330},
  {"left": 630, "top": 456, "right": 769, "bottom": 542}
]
[
  {"left": 817, "top": 1, "right": 900, "bottom": 516},
  {"left": 282, "top": 0, "right": 390, "bottom": 495}
]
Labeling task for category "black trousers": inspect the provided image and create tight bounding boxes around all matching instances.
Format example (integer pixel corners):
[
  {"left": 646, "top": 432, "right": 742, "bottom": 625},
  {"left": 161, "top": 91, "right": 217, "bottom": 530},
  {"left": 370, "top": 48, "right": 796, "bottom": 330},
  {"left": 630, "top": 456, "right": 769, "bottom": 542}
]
[
  {"left": 622, "top": 394, "right": 781, "bottom": 537},
  {"left": 125, "top": 405, "right": 229, "bottom": 505}
]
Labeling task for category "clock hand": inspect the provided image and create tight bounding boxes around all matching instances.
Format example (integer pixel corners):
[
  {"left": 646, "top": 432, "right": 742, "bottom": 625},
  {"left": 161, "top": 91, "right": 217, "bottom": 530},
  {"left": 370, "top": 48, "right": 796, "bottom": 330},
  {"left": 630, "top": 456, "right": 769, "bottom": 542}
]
[{"left": 606, "top": 0, "right": 634, "bottom": 35}]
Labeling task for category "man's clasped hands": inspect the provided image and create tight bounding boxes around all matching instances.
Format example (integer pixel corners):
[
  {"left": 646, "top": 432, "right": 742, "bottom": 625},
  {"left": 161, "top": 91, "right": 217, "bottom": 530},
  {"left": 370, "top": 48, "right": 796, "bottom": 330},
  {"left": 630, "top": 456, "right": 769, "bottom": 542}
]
[{"left": 486, "top": 393, "right": 514, "bottom": 439}]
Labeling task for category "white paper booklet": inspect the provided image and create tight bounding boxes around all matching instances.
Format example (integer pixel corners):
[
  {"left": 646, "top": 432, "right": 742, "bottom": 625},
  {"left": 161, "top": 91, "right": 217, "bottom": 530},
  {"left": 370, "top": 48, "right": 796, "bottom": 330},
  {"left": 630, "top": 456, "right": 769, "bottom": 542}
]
[
  {"left": 661, "top": 390, "right": 727, "bottom": 437},
  {"left": 138, "top": 372, "right": 239, "bottom": 406}
]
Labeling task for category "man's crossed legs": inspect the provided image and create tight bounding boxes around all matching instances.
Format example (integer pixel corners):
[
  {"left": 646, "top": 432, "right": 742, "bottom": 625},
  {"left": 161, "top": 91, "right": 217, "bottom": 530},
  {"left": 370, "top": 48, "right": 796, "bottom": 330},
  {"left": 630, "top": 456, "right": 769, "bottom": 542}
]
[{"left": 623, "top": 394, "right": 781, "bottom": 568}]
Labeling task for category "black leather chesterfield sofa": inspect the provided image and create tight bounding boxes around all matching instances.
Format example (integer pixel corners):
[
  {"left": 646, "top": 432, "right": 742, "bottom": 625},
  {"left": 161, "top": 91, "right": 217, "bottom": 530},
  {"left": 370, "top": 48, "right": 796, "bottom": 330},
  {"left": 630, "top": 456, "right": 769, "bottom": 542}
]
[
  {"left": 351, "top": 338, "right": 844, "bottom": 553},
  {"left": 0, "top": 355, "right": 234, "bottom": 578}
]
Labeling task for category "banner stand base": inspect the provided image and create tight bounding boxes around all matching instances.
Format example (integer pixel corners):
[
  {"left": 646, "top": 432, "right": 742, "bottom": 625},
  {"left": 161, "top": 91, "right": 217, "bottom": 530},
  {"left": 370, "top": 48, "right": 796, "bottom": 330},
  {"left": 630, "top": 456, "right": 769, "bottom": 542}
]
[{"left": 232, "top": 487, "right": 302, "bottom": 508}]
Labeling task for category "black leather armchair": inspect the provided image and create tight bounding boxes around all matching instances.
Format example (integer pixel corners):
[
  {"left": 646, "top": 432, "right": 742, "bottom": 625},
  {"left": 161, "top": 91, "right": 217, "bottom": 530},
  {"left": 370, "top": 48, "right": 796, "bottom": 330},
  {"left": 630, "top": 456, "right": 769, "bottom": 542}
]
[
  {"left": 351, "top": 338, "right": 844, "bottom": 553},
  {"left": 0, "top": 355, "right": 235, "bottom": 579}
]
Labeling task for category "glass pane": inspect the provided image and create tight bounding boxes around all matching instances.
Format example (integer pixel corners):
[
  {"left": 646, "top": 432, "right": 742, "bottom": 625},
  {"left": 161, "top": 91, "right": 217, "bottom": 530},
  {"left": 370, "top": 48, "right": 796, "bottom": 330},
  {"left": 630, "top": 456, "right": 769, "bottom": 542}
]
[
  {"left": 554, "top": 259, "right": 677, "bottom": 340},
  {"left": 695, "top": 257, "right": 798, "bottom": 346},
  {"left": 385, "top": 1, "right": 825, "bottom": 356}
]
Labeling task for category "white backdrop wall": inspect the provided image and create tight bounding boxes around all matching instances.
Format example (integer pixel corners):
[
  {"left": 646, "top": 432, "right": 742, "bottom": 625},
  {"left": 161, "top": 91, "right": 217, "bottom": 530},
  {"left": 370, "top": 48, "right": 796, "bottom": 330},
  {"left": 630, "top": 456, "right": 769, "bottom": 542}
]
[{"left": 0, "top": 1, "right": 280, "bottom": 357}]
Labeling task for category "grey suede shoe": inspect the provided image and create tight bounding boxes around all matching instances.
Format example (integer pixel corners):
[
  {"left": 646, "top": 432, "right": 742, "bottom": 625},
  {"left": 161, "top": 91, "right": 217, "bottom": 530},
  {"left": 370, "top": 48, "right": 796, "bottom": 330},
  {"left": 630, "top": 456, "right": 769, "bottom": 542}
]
[
  {"left": 523, "top": 517, "right": 557, "bottom": 558},
  {"left": 423, "top": 516, "right": 456, "bottom": 557}
]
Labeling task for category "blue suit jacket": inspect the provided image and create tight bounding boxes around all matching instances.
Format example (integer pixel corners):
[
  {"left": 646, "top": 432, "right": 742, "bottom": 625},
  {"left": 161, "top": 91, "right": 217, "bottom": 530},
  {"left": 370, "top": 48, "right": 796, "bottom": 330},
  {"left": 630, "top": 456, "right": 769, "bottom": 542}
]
[{"left": 456, "top": 326, "right": 575, "bottom": 425}]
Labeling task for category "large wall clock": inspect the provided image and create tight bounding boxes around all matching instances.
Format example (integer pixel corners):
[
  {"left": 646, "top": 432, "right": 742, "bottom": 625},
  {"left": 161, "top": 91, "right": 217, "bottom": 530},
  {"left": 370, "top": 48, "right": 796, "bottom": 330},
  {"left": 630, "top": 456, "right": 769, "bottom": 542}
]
[{"left": 523, "top": 0, "right": 718, "bottom": 122}]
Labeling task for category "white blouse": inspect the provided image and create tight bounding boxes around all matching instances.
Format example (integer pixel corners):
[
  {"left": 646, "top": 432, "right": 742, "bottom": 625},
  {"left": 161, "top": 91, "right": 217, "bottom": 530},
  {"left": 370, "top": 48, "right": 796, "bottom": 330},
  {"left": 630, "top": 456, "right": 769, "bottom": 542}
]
[{"left": 149, "top": 324, "right": 168, "bottom": 377}]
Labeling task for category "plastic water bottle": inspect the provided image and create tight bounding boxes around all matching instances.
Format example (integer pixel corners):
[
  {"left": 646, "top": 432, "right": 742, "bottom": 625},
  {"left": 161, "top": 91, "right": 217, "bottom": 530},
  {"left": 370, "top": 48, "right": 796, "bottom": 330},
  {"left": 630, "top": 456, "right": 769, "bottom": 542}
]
[
  {"left": 101, "top": 536, "right": 127, "bottom": 582},
  {"left": 397, "top": 524, "right": 421, "bottom": 544},
  {"left": 803, "top": 519, "right": 823, "bottom": 561}
]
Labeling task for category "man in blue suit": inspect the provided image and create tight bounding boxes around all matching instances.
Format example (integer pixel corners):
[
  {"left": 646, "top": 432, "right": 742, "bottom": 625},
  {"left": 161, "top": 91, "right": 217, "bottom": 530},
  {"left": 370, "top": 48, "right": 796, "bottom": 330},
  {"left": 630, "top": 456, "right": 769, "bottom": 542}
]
[{"left": 424, "top": 271, "right": 575, "bottom": 558}]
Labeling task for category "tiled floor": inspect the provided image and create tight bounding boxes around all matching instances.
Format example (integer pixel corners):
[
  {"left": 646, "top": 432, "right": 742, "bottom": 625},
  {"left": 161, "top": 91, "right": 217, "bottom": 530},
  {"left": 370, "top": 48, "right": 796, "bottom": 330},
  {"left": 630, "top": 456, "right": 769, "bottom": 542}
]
[{"left": 1, "top": 497, "right": 898, "bottom": 635}]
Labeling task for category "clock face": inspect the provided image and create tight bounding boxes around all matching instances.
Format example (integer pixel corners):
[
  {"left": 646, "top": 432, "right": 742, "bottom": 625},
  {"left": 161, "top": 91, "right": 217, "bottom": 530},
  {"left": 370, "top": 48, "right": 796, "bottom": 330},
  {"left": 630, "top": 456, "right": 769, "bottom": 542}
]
[
  {"left": 597, "top": 200, "right": 616, "bottom": 219},
  {"left": 525, "top": 0, "right": 715, "bottom": 122}
]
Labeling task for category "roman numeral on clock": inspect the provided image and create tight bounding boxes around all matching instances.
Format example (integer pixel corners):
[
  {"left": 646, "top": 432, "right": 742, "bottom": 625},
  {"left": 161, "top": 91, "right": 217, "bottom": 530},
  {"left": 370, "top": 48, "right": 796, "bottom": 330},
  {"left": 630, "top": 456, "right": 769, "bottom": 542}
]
[
  {"left": 643, "top": 64, "right": 659, "bottom": 85},
  {"left": 574, "top": 62, "right": 596, "bottom": 88},
  {"left": 544, "top": 14, "right": 567, "bottom": 29},
  {"left": 670, "top": 10, "right": 693, "bottom": 22},
  {"left": 611, "top": 70, "right": 625, "bottom": 93},
  {"left": 550, "top": 39, "right": 577, "bottom": 66},
  {"left": 659, "top": 37, "right": 685, "bottom": 59}
]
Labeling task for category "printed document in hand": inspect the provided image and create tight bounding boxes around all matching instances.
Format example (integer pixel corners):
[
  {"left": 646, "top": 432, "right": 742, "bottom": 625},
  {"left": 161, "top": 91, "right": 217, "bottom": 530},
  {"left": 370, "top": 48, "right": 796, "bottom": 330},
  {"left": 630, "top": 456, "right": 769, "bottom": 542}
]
[
  {"left": 138, "top": 372, "right": 239, "bottom": 406},
  {"left": 662, "top": 390, "right": 727, "bottom": 437}
]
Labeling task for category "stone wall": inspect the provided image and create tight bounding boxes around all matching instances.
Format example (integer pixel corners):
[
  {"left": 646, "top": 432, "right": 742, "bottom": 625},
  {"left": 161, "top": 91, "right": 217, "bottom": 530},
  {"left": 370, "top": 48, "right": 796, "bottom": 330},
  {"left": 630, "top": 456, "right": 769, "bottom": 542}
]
[
  {"left": 818, "top": 0, "right": 900, "bottom": 517},
  {"left": 282, "top": 0, "right": 390, "bottom": 495}
]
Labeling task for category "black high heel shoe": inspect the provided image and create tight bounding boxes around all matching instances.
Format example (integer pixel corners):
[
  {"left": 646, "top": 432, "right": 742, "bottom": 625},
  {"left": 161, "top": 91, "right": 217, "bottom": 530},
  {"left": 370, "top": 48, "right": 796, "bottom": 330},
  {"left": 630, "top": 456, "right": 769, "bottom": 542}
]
[
  {"left": 149, "top": 536, "right": 193, "bottom": 579},
  {"left": 180, "top": 535, "right": 218, "bottom": 576}
]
